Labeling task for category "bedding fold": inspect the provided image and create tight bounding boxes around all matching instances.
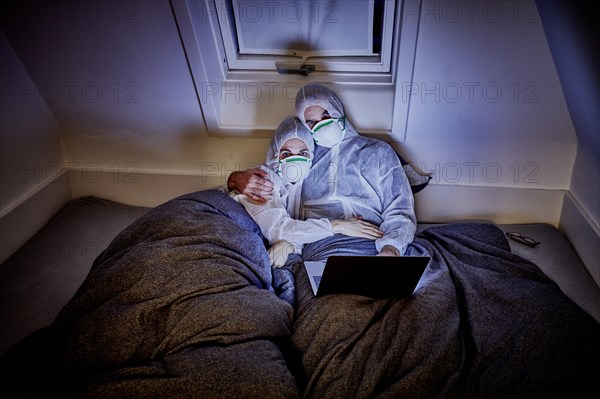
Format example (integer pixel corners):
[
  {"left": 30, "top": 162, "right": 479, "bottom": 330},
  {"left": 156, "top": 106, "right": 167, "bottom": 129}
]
[
  {"left": 2, "top": 192, "right": 598, "bottom": 399},
  {"left": 1, "top": 190, "right": 299, "bottom": 398},
  {"left": 290, "top": 222, "right": 600, "bottom": 398}
]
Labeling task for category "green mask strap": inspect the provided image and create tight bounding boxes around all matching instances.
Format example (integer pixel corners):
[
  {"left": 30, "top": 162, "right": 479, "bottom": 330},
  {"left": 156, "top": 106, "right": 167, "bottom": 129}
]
[
  {"left": 338, "top": 115, "right": 347, "bottom": 130},
  {"left": 312, "top": 118, "right": 335, "bottom": 133},
  {"left": 284, "top": 156, "right": 311, "bottom": 163}
]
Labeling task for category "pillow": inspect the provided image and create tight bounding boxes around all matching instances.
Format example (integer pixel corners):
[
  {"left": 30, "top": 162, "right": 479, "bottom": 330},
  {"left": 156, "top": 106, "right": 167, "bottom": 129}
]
[{"left": 398, "top": 155, "right": 432, "bottom": 194}]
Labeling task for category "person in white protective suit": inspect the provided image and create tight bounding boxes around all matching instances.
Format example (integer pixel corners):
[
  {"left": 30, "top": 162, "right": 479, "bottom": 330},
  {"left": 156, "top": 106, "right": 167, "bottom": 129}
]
[
  {"left": 232, "top": 116, "right": 383, "bottom": 267},
  {"left": 227, "top": 84, "right": 417, "bottom": 257},
  {"left": 294, "top": 83, "right": 417, "bottom": 256}
]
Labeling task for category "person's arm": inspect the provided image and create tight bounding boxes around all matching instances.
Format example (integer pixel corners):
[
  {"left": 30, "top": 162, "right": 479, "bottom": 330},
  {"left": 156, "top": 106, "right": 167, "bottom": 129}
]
[
  {"left": 265, "top": 217, "right": 386, "bottom": 267},
  {"left": 235, "top": 184, "right": 334, "bottom": 245},
  {"left": 374, "top": 146, "right": 417, "bottom": 256},
  {"left": 330, "top": 218, "right": 383, "bottom": 239},
  {"left": 227, "top": 168, "right": 274, "bottom": 203},
  {"left": 237, "top": 191, "right": 383, "bottom": 245}
]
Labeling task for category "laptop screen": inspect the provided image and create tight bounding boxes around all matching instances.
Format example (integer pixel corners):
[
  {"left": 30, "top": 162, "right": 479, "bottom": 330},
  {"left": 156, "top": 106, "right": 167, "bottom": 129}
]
[{"left": 304, "top": 256, "right": 430, "bottom": 298}]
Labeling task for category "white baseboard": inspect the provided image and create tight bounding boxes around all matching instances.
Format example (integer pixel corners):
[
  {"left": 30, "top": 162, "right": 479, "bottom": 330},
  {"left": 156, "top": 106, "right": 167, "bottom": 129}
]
[
  {"left": 415, "top": 183, "right": 564, "bottom": 226},
  {"left": 70, "top": 169, "right": 565, "bottom": 225},
  {"left": 4, "top": 170, "right": 575, "bottom": 267},
  {"left": 559, "top": 193, "right": 600, "bottom": 287},
  {"left": 69, "top": 169, "right": 225, "bottom": 208},
  {"left": 0, "top": 173, "right": 71, "bottom": 264}
]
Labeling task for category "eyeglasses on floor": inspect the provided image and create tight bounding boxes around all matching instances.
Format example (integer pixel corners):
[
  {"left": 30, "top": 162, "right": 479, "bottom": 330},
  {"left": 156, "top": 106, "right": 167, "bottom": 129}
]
[{"left": 505, "top": 232, "right": 541, "bottom": 248}]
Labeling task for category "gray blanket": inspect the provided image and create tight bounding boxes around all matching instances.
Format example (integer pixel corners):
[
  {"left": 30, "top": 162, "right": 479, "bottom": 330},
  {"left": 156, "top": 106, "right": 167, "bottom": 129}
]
[
  {"left": 1, "top": 190, "right": 598, "bottom": 398},
  {"left": 1, "top": 190, "right": 299, "bottom": 398},
  {"left": 291, "top": 223, "right": 600, "bottom": 398}
]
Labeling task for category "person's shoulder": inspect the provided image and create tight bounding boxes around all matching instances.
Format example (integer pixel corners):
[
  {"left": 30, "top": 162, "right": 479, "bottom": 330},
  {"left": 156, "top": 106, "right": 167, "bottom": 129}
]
[
  {"left": 348, "top": 134, "right": 396, "bottom": 152},
  {"left": 259, "top": 163, "right": 273, "bottom": 175}
]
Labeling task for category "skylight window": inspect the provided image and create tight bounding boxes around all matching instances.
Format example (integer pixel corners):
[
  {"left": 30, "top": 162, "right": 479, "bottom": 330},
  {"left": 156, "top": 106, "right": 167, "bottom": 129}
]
[
  {"left": 214, "top": 0, "right": 395, "bottom": 74},
  {"left": 171, "top": 0, "right": 422, "bottom": 138}
]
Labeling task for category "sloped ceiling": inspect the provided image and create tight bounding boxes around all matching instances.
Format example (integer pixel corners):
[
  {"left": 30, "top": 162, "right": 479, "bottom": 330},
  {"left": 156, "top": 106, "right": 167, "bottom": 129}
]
[{"left": 0, "top": 0, "right": 206, "bottom": 142}]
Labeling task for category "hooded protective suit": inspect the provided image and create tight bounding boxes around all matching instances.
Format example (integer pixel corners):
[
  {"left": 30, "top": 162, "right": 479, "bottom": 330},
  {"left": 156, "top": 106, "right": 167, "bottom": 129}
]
[
  {"left": 233, "top": 116, "right": 334, "bottom": 246},
  {"left": 295, "top": 83, "right": 417, "bottom": 255}
]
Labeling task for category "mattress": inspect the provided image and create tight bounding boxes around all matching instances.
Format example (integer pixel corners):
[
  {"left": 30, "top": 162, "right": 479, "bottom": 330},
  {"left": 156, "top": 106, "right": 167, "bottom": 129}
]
[
  {"left": 0, "top": 197, "right": 150, "bottom": 355},
  {"left": 0, "top": 196, "right": 598, "bottom": 356}
]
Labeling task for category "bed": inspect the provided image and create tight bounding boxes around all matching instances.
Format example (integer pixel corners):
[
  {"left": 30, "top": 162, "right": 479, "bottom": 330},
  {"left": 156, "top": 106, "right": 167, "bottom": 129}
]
[{"left": 1, "top": 190, "right": 599, "bottom": 398}]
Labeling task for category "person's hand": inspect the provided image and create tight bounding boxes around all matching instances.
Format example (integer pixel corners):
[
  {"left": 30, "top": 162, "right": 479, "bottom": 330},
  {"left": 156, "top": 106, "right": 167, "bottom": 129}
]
[
  {"left": 331, "top": 217, "right": 383, "bottom": 240},
  {"left": 227, "top": 168, "right": 274, "bottom": 203},
  {"left": 377, "top": 245, "right": 400, "bottom": 257},
  {"left": 268, "top": 240, "right": 296, "bottom": 268}
]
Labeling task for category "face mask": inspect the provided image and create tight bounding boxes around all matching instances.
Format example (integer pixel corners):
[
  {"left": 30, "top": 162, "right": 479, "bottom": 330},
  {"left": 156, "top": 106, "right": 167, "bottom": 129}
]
[
  {"left": 310, "top": 117, "right": 345, "bottom": 148},
  {"left": 277, "top": 155, "right": 311, "bottom": 184}
]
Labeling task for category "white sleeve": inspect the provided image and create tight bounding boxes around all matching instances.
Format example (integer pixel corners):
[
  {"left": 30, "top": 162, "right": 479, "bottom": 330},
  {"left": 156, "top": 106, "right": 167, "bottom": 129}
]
[
  {"left": 235, "top": 187, "right": 334, "bottom": 245},
  {"left": 374, "top": 146, "right": 417, "bottom": 255}
]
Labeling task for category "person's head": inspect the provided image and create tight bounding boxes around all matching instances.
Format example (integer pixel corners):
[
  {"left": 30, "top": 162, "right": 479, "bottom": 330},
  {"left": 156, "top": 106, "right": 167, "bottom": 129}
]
[
  {"left": 303, "top": 105, "right": 332, "bottom": 131},
  {"left": 295, "top": 83, "right": 350, "bottom": 148},
  {"left": 266, "top": 116, "right": 315, "bottom": 185},
  {"left": 277, "top": 138, "right": 310, "bottom": 161}
]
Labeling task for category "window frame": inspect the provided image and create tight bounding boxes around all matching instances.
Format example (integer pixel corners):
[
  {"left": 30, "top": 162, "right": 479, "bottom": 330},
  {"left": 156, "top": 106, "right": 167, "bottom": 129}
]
[
  {"left": 214, "top": 0, "right": 397, "bottom": 74},
  {"left": 171, "top": 0, "right": 422, "bottom": 142}
]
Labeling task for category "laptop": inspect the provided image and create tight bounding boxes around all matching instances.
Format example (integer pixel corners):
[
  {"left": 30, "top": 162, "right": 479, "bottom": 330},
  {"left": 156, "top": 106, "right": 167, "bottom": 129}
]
[{"left": 304, "top": 255, "right": 430, "bottom": 298}]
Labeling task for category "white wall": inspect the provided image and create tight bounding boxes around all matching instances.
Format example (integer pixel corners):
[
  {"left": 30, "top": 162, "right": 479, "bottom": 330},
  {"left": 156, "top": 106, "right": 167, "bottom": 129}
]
[
  {"left": 1, "top": 1, "right": 595, "bottom": 263},
  {"left": 0, "top": 31, "right": 64, "bottom": 215},
  {"left": 536, "top": 0, "right": 599, "bottom": 283},
  {"left": 0, "top": 30, "right": 70, "bottom": 263},
  {"left": 174, "top": 0, "right": 577, "bottom": 227},
  {"left": 1, "top": 0, "right": 216, "bottom": 176},
  {"left": 404, "top": 0, "right": 577, "bottom": 189},
  {"left": 535, "top": 0, "right": 599, "bottom": 228},
  {"left": 2, "top": 1, "right": 577, "bottom": 193}
]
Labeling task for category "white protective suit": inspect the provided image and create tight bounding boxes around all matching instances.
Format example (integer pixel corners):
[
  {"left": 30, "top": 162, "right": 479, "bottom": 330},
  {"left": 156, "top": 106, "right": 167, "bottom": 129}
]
[
  {"left": 233, "top": 116, "right": 334, "bottom": 246},
  {"left": 295, "top": 83, "right": 417, "bottom": 255}
]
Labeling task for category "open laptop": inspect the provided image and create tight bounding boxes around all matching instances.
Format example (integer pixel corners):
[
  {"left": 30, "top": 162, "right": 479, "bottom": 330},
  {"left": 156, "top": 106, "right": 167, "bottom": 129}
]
[{"left": 304, "top": 256, "right": 430, "bottom": 298}]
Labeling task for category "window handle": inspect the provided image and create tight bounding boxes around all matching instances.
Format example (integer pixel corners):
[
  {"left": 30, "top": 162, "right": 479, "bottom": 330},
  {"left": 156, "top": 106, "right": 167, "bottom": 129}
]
[{"left": 276, "top": 63, "right": 315, "bottom": 76}]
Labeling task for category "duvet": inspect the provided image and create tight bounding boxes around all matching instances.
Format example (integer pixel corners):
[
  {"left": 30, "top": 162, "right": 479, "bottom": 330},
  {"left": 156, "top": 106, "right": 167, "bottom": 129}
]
[{"left": 1, "top": 190, "right": 598, "bottom": 398}]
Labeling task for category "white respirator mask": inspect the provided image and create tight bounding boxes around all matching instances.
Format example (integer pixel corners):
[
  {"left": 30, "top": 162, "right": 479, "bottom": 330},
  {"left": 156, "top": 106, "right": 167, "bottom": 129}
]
[
  {"left": 277, "top": 155, "right": 312, "bottom": 184},
  {"left": 310, "top": 117, "right": 346, "bottom": 148}
]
